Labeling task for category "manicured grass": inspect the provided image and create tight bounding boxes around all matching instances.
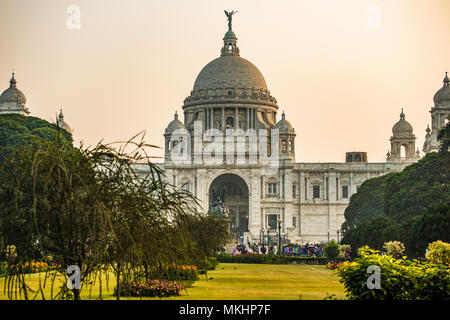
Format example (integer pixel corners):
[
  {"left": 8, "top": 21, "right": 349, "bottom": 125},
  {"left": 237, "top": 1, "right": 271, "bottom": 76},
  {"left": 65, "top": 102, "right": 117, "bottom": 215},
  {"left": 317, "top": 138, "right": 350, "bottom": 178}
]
[{"left": 0, "top": 263, "right": 346, "bottom": 300}]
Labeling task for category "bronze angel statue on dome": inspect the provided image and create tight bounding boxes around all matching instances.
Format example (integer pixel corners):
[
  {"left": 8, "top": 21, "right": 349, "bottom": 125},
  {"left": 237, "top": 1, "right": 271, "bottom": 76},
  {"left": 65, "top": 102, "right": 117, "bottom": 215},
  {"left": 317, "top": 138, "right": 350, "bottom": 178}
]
[{"left": 224, "top": 10, "right": 237, "bottom": 31}]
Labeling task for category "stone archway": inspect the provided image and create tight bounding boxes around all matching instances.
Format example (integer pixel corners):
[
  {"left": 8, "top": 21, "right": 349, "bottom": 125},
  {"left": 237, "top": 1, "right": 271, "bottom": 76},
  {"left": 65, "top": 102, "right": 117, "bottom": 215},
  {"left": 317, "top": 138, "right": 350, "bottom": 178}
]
[{"left": 208, "top": 173, "right": 249, "bottom": 237}]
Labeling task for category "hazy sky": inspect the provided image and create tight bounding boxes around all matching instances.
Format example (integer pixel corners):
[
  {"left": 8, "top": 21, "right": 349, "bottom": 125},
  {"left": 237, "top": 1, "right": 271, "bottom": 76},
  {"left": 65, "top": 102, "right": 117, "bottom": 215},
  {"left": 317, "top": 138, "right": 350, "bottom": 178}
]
[{"left": 0, "top": 0, "right": 449, "bottom": 162}]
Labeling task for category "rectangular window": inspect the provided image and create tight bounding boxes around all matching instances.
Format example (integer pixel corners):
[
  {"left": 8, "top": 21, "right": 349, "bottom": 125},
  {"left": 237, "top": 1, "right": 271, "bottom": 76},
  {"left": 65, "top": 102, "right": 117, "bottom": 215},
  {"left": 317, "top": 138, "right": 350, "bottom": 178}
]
[
  {"left": 268, "top": 183, "right": 277, "bottom": 195},
  {"left": 181, "top": 183, "right": 190, "bottom": 192},
  {"left": 267, "top": 214, "right": 278, "bottom": 230},
  {"left": 313, "top": 186, "right": 320, "bottom": 199},
  {"left": 293, "top": 217, "right": 297, "bottom": 228},
  {"left": 342, "top": 186, "right": 349, "bottom": 199},
  {"left": 304, "top": 178, "right": 307, "bottom": 199},
  {"left": 292, "top": 185, "right": 297, "bottom": 198}
]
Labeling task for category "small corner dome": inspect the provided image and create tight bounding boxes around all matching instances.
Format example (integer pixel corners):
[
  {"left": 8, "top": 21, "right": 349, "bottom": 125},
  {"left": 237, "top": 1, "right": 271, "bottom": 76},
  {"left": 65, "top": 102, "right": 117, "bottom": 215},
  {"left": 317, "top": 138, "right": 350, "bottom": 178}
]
[
  {"left": 433, "top": 72, "right": 450, "bottom": 105},
  {"left": 0, "top": 73, "right": 26, "bottom": 105},
  {"left": 57, "top": 109, "right": 72, "bottom": 133},
  {"left": 165, "top": 111, "right": 185, "bottom": 133},
  {"left": 275, "top": 111, "right": 294, "bottom": 132},
  {"left": 224, "top": 30, "right": 237, "bottom": 39},
  {"left": 392, "top": 109, "right": 413, "bottom": 136}
]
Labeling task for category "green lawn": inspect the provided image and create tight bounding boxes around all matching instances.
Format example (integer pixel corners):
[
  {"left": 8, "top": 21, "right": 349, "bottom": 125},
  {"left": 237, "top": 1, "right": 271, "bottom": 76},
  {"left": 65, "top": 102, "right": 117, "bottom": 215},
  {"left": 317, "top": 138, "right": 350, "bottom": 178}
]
[{"left": 0, "top": 263, "right": 346, "bottom": 300}]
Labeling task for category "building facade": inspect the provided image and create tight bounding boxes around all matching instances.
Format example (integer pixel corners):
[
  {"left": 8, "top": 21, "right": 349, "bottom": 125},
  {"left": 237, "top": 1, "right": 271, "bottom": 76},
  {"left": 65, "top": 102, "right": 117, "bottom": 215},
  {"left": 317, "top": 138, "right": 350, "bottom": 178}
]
[
  {"left": 2, "top": 18, "right": 446, "bottom": 245},
  {"left": 158, "top": 20, "right": 438, "bottom": 244}
]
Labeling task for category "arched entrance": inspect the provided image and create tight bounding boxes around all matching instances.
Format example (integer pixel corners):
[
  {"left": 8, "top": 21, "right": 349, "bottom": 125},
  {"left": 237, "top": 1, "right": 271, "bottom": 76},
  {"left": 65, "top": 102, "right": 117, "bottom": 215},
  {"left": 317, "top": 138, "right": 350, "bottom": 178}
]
[{"left": 209, "top": 173, "right": 249, "bottom": 239}]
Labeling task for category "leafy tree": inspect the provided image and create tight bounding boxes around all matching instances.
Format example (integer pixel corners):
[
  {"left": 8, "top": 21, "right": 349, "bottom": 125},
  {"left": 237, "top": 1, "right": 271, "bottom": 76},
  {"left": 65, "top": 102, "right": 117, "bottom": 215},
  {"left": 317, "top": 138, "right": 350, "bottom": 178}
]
[
  {"left": 341, "top": 174, "right": 390, "bottom": 230},
  {"left": 0, "top": 114, "right": 72, "bottom": 160},
  {"left": 426, "top": 240, "right": 450, "bottom": 266},
  {"left": 324, "top": 240, "right": 340, "bottom": 261},
  {"left": 383, "top": 241, "right": 405, "bottom": 258},
  {"left": 0, "top": 132, "right": 225, "bottom": 300}
]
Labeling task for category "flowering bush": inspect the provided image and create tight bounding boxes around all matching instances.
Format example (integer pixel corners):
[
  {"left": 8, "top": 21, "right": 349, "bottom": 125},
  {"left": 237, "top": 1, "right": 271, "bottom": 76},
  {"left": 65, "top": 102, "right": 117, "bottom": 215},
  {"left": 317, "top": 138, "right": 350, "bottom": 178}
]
[
  {"left": 7, "top": 261, "right": 59, "bottom": 274},
  {"left": 426, "top": 240, "right": 450, "bottom": 266},
  {"left": 114, "top": 280, "right": 185, "bottom": 297},
  {"left": 198, "top": 257, "right": 219, "bottom": 274},
  {"left": 383, "top": 241, "right": 405, "bottom": 259},
  {"left": 336, "top": 246, "right": 450, "bottom": 300},
  {"left": 154, "top": 264, "right": 198, "bottom": 282},
  {"left": 326, "top": 262, "right": 345, "bottom": 270}
]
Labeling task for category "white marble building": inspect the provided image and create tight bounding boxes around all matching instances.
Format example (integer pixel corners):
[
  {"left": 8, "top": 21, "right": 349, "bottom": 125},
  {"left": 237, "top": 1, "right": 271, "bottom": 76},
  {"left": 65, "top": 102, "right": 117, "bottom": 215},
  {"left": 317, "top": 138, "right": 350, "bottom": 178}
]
[
  {"left": 2, "top": 18, "right": 447, "bottom": 245},
  {"left": 155, "top": 20, "right": 442, "bottom": 244}
]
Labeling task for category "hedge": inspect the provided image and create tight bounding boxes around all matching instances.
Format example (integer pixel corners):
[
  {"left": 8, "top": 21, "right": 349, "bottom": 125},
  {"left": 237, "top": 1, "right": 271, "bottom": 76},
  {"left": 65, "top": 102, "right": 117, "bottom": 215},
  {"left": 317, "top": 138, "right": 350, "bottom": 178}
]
[{"left": 216, "top": 253, "right": 347, "bottom": 265}]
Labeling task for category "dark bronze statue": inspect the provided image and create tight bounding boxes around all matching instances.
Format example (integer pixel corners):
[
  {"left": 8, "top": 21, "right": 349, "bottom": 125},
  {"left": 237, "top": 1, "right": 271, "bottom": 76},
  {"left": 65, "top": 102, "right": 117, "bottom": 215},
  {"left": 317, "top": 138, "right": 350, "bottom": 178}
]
[
  {"left": 208, "top": 195, "right": 229, "bottom": 219},
  {"left": 224, "top": 10, "right": 237, "bottom": 31}
]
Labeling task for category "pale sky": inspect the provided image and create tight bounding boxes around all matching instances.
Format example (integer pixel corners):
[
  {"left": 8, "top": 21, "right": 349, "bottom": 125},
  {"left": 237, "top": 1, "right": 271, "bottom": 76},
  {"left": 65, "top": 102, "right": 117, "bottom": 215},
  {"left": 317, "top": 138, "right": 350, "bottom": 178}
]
[{"left": 0, "top": 0, "right": 449, "bottom": 162}]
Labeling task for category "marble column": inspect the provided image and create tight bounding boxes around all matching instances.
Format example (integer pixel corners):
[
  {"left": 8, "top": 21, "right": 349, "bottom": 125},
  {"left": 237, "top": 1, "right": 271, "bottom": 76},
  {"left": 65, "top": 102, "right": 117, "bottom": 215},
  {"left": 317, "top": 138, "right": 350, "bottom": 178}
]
[{"left": 248, "top": 168, "right": 262, "bottom": 238}]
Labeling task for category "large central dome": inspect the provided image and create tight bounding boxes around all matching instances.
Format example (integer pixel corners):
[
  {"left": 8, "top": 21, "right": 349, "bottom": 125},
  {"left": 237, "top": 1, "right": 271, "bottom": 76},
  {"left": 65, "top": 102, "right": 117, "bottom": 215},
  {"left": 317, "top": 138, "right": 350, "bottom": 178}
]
[
  {"left": 193, "top": 55, "right": 268, "bottom": 91},
  {"left": 182, "top": 17, "right": 278, "bottom": 110}
]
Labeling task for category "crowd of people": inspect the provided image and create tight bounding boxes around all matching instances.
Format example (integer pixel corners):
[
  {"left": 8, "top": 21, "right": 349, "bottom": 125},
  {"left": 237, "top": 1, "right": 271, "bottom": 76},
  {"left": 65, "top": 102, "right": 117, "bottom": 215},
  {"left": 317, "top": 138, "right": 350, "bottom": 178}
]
[
  {"left": 231, "top": 242, "right": 328, "bottom": 257},
  {"left": 281, "top": 243, "right": 327, "bottom": 257}
]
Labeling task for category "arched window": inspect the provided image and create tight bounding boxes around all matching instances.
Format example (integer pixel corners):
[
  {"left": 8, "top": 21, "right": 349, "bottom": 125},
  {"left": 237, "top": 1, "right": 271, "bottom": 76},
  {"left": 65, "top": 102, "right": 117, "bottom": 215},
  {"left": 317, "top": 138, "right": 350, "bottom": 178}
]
[
  {"left": 289, "top": 140, "right": 294, "bottom": 152},
  {"left": 226, "top": 116, "right": 234, "bottom": 127},
  {"left": 355, "top": 154, "right": 362, "bottom": 162},
  {"left": 281, "top": 140, "right": 287, "bottom": 153},
  {"left": 346, "top": 154, "right": 353, "bottom": 162}
]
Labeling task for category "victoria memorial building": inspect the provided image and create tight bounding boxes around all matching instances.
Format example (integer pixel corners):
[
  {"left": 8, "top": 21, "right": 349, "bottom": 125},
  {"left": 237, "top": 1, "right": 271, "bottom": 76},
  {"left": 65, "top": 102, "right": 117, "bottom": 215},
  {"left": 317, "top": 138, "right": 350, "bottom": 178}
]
[{"left": 1, "top": 16, "right": 449, "bottom": 244}]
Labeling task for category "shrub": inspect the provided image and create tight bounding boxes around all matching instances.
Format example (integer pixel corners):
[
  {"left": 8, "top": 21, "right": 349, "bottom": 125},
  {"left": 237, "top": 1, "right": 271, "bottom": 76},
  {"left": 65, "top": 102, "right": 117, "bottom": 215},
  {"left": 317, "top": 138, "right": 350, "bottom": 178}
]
[
  {"left": 339, "top": 245, "right": 351, "bottom": 258},
  {"left": 216, "top": 253, "right": 344, "bottom": 265},
  {"left": 326, "top": 263, "right": 345, "bottom": 270},
  {"left": 198, "top": 257, "right": 219, "bottom": 274},
  {"left": 383, "top": 241, "right": 405, "bottom": 259},
  {"left": 0, "top": 261, "right": 7, "bottom": 277},
  {"left": 324, "top": 240, "right": 340, "bottom": 261},
  {"left": 426, "top": 241, "right": 450, "bottom": 266},
  {"left": 7, "top": 261, "right": 59, "bottom": 275},
  {"left": 114, "top": 280, "right": 185, "bottom": 297},
  {"left": 336, "top": 246, "right": 450, "bottom": 300},
  {"left": 146, "top": 264, "right": 198, "bottom": 288}
]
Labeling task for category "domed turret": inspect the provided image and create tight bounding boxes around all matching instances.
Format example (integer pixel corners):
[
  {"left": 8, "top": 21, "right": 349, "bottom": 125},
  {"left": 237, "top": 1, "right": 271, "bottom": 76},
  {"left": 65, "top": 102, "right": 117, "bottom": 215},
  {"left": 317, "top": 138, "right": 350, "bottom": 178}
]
[
  {"left": 275, "top": 111, "right": 296, "bottom": 162},
  {"left": 392, "top": 109, "right": 413, "bottom": 137},
  {"left": 387, "top": 108, "right": 419, "bottom": 163},
  {"left": 433, "top": 72, "right": 450, "bottom": 105},
  {"left": 0, "top": 73, "right": 30, "bottom": 115},
  {"left": 165, "top": 111, "right": 185, "bottom": 133},
  {"left": 56, "top": 108, "right": 72, "bottom": 133},
  {"left": 275, "top": 111, "right": 294, "bottom": 133},
  {"left": 423, "top": 72, "right": 450, "bottom": 154}
]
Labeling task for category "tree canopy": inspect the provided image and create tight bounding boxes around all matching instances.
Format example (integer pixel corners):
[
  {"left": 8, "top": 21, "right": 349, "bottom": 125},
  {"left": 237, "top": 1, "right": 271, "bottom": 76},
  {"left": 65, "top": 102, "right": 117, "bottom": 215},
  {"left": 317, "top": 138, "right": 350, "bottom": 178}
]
[
  {"left": 0, "top": 114, "right": 72, "bottom": 160},
  {"left": 341, "top": 122, "right": 450, "bottom": 258}
]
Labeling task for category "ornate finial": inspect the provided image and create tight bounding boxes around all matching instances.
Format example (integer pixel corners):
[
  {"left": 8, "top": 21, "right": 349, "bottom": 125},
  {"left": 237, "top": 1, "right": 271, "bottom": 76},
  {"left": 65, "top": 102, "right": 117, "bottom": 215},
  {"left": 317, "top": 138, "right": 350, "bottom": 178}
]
[
  {"left": 426, "top": 124, "right": 431, "bottom": 134},
  {"left": 224, "top": 10, "right": 237, "bottom": 31},
  {"left": 444, "top": 71, "right": 449, "bottom": 85},
  {"left": 58, "top": 108, "right": 64, "bottom": 119},
  {"left": 400, "top": 108, "right": 405, "bottom": 119},
  {"left": 281, "top": 111, "right": 286, "bottom": 120},
  {"left": 174, "top": 111, "right": 178, "bottom": 120},
  {"left": 221, "top": 10, "right": 239, "bottom": 56},
  {"left": 9, "top": 72, "right": 16, "bottom": 87}
]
